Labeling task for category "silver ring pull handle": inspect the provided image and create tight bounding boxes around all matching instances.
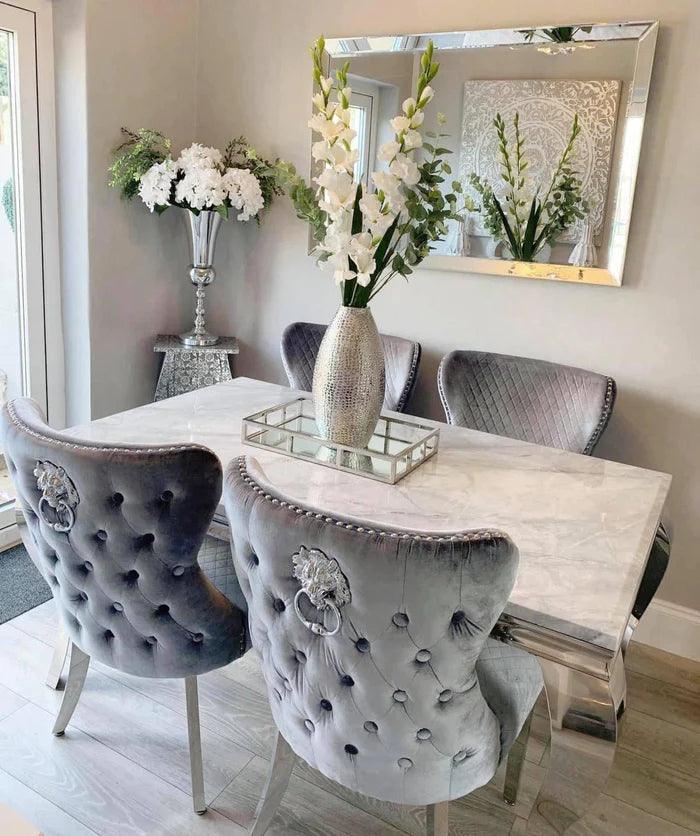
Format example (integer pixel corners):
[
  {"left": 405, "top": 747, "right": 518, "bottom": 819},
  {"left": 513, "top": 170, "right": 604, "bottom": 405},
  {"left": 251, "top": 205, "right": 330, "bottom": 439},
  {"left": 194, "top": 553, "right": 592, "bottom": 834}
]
[
  {"left": 34, "top": 461, "right": 80, "bottom": 533},
  {"left": 293, "top": 589, "right": 342, "bottom": 637},
  {"left": 292, "top": 546, "right": 350, "bottom": 638},
  {"left": 39, "top": 496, "right": 75, "bottom": 533}
]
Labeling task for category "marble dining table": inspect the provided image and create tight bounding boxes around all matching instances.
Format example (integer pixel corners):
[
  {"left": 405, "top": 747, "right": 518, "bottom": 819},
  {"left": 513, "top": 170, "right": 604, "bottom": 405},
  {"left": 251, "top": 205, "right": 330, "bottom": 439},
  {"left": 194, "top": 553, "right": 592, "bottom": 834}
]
[{"left": 71, "top": 376, "right": 671, "bottom": 835}]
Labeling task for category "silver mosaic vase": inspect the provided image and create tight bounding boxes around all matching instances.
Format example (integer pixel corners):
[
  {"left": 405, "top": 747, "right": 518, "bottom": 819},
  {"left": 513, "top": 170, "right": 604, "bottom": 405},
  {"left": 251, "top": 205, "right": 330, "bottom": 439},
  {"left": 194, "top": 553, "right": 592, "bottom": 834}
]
[
  {"left": 312, "top": 306, "right": 385, "bottom": 448},
  {"left": 180, "top": 208, "right": 222, "bottom": 346}
]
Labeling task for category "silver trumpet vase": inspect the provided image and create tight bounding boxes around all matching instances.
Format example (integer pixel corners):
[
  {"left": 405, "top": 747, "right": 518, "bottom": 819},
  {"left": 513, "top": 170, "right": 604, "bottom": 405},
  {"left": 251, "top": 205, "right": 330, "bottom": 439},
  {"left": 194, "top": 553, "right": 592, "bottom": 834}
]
[{"left": 180, "top": 208, "right": 223, "bottom": 346}]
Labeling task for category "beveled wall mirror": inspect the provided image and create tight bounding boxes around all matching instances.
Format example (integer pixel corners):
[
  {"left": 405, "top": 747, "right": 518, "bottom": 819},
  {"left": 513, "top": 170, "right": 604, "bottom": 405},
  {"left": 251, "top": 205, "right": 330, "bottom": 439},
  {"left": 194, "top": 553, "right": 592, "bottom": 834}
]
[{"left": 322, "top": 22, "right": 658, "bottom": 287}]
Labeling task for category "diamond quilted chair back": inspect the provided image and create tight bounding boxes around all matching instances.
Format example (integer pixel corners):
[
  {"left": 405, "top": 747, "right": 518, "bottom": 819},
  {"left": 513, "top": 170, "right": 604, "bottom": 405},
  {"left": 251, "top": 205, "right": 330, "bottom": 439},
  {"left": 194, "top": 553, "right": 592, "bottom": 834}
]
[
  {"left": 224, "top": 456, "right": 519, "bottom": 805},
  {"left": 1, "top": 398, "right": 245, "bottom": 678},
  {"left": 438, "top": 350, "right": 616, "bottom": 454}
]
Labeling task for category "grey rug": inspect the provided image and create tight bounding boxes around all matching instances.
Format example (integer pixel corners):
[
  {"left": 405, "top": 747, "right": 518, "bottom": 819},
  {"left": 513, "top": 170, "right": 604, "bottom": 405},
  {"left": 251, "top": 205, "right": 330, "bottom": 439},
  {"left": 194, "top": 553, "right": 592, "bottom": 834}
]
[{"left": 0, "top": 544, "right": 51, "bottom": 625}]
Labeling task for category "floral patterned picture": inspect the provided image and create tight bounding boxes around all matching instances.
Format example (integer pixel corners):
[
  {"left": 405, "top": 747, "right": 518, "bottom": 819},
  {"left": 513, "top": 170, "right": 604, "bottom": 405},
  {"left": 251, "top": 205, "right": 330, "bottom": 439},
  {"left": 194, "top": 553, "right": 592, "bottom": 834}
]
[{"left": 459, "top": 79, "right": 621, "bottom": 243}]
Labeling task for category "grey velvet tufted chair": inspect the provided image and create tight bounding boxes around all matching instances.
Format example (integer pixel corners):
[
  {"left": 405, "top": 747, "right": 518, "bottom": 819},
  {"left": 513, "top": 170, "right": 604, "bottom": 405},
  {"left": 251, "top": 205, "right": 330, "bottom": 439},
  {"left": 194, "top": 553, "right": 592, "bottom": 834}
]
[
  {"left": 224, "top": 456, "right": 542, "bottom": 835},
  {"left": 1, "top": 398, "right": 246, "bottom": 814},
  {"left": 281, "top": 321, "right": 421, "bottom": 412},
  {"left": 438, "top": 349, "right": 670, "bottom": 651}
]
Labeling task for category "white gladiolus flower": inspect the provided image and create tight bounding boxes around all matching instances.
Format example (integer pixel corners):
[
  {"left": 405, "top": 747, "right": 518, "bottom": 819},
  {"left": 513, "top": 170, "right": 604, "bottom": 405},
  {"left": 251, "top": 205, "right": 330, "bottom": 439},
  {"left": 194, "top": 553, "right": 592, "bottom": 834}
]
[
  {"left": 312, "top": 140, "right": 331, "bottom": 161},
  {"left": 320, "top": 76, "right": 333, "bottom": 95},
  {"left": 359, "top": 193, "right": 384, "bottom": 224},
  {"left": 390, "top": 154, "right": 420, "bottom": 186},
  {"left": 175, "top": 165, "right": 226, "bottom": 211},
  {"left": 348, "top": 232, "right": 376, "bottom": 286},
  {"left": 402, "top": 97, "right": 417, "bottom": 115},
  {"left": 317, "top": 168, "right": 357, "bottom": 218},
  {"left": 326, "top": 142, "right": 357, "bottom": 172},
  {"left": 176, "top": 143, "right": 222, "bottom": 171},
  {"left": 334, "top": 107, "right": 351, "bottom": 127},
  {"left": 378, "top": 140, "right": 400, "bottom": 163},
  {"left": 410, "top": 111, "right": 424, "bottom": 127},
  {"left": 222, "top": 167, "right": 264, "bottom": 221},
  {"left": 307, "top": 113, "right": 345, "bottom": 142},
  {"left": 334, "top": 268, "right": 355, "bottom": 284},
  {"left": 372, "top": 170, "right": 405, "bottom": 214},
  {"left": 138, "top": 159, "right": 176, "bottom": 211},
  {"left": 403, "top": 129, "right": 423, "bottom": 151},
  {"left": 390, "top": 115, "right": 412, "bottom": 134},
  {"left": 312, "top": 92, "right": 328, "bottom": 112},
  {"left": 372, "top": 170, "right": 401, "bottom": 197},
  {"left": 419, "top": 85, "right": 434, "bottom": 105}
]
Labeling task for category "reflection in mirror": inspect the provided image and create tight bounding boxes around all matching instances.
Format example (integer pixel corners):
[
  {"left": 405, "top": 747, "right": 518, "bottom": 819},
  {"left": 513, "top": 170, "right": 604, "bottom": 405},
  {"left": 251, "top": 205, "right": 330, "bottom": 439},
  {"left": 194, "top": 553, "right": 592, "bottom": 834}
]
[{"left": 323, "top": 22, "right": 658, "bottom": 286}]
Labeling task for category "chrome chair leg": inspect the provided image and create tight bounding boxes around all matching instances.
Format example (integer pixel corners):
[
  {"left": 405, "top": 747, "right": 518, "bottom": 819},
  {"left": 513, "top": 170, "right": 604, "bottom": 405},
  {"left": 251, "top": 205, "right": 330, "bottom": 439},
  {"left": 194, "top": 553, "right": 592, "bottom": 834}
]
[
  {"left": 426, "top": 801, "right": 449, "bottom": 836},
  {"left": 250, "top": 731, "right": 296, "bottom": 836},
  {"left": 46, "top": 629, "right": 70, "bottom": 689},
  {"left": 185, "top": 676, "right": 207, "bottom": 815},
  {"left": 52, "top": 642, "right": 90, "bottom": 735},
  {"left": 503, "top": 709, "right": 533, "bottom": 805}
]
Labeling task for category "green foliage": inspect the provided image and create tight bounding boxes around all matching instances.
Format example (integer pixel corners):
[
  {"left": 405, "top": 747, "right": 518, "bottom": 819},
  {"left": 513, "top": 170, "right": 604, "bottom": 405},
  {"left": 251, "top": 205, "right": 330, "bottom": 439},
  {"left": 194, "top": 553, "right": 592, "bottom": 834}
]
[
  {"left": 519, "top": 26, "right": 592, "bottom": 44},
  {"left": 0, "top": 34, "right": 9, "bottom": 99},
  {"left": 108, "top": 128, "right": 170, "bottom": 200},
  {"left": 2, "top": 179, "right": 14, "bottom": 231},
  {"left": 275, "top": 159, "right": 329, "bottom": 245},
  {"left": 470, "top": 111, "right": 586, "bottom": 262}
]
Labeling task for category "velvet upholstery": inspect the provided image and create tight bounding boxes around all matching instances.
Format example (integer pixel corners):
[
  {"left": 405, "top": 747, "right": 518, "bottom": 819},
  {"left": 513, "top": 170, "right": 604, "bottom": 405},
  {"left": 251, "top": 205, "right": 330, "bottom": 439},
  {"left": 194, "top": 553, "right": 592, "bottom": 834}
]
[
  {"left": 281, "top": 321, "right": 421, "bottom": 413},
  {"left": 437, "top": 350, "right": 668, "bottom": 621},
  {"left": 438, "top": 350, "right": 615, "bottom": 455},
  {"left": 1, "top": 398, "right": 246, "bottom": 679},
  {"left": 224, "top": 456, "right": 542, "bottom": 806}
]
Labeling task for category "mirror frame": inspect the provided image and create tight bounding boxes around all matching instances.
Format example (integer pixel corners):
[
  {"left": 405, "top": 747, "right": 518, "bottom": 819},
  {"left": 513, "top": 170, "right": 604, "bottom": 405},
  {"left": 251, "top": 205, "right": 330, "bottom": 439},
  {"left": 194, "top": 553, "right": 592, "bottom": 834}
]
[{"left": 325, "top": 20, "right": 659, "bottom": 288}]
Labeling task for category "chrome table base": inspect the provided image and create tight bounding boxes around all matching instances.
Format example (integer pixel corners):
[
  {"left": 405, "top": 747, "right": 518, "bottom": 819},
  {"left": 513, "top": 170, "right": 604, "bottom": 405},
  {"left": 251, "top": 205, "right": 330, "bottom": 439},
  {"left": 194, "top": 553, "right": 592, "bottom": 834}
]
[
  {"left": 154, "top": 334, "right": 239, "bottom": 401},
  {"left": 495, "top": 614, "right": 626, "bottom": 834}
]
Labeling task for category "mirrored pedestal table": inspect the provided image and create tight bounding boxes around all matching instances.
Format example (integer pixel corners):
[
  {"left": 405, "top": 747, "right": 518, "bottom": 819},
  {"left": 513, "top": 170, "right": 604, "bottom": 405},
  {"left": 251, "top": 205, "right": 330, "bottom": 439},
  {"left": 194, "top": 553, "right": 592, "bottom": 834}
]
[{"left": 153, "top": 334, "right": 239, "bottom": 401}]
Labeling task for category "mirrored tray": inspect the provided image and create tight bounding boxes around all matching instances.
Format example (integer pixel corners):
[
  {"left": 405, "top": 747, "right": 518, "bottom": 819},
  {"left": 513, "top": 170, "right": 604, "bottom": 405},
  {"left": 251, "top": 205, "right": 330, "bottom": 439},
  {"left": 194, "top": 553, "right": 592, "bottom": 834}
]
[{"left": 241, "top": 397, "right": 439, "bottom": 484}]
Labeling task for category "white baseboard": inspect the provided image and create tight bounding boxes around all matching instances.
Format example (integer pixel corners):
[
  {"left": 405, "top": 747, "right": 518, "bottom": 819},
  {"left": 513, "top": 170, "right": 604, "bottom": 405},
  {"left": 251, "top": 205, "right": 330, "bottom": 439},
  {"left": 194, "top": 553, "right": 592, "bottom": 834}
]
[
  {"left": 0, "top": 524, "right": 21, "bottom": 552},
  {"left": 633, "top": 598, "right": 700, "bottom": 662}
]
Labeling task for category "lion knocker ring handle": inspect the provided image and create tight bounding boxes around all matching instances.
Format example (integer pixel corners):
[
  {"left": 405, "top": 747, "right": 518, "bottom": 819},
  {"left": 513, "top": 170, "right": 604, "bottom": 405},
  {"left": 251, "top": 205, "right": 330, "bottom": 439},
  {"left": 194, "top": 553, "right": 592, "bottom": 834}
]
[
  {"left": 292, "top": 546, "right": 351, "bottom": 637},
  {"left": 34, "top": 461, "right": 80, "bottom": 533}
]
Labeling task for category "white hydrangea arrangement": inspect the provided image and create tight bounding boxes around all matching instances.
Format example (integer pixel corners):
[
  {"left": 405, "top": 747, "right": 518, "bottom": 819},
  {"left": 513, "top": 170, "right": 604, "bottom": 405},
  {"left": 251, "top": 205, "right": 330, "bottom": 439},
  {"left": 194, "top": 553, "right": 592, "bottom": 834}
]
[
  {"left": 109, "top": 131, "right": 281, "bottom": 222},
  {"left": 277, "top": 38, "right": 470, "bottom": 308}
]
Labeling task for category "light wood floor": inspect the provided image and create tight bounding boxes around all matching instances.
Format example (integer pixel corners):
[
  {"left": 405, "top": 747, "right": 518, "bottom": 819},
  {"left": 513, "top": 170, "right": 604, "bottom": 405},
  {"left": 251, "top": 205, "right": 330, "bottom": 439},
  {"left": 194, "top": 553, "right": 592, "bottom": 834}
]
[{"left": 0, "top": 600, "right": 698, "bottom": 836}]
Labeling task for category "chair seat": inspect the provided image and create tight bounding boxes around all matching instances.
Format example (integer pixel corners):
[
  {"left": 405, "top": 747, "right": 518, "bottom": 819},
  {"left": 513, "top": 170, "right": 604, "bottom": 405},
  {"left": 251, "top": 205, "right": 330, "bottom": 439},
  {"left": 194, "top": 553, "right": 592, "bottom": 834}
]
[
  {"left": 198, "top": 536, "right": 244, "bottom": 605},
  {"left": 476, "top": 637, "right": 543, "bottom": 759}
]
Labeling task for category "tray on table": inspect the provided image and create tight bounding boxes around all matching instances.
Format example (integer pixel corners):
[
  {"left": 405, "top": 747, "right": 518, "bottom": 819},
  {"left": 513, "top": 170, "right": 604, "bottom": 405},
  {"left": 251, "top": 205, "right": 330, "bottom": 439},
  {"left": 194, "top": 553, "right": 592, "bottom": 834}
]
[{"left": 241, "top": 397, "right": 439, "bottom": 484}]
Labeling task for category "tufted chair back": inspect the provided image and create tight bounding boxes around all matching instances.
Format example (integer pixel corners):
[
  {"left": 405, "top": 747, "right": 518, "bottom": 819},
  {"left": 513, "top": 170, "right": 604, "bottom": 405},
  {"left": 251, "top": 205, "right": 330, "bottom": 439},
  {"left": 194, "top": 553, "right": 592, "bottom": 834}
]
[
  {"left": 438, "top": 350, "right": 616, "bottom": 455},
  {"left": 1, "top": 398, "right": 245, "bottom": 679},
  {"left": 281, "top": 321, "right": 421, "bottom": 413},
  {"left": 224, "top": 456, "right": 519, "bottom": 806}
]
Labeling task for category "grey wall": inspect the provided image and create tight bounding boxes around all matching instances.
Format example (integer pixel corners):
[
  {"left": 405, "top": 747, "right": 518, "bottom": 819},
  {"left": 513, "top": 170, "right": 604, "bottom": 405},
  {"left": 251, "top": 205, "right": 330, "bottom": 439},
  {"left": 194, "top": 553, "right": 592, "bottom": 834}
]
[
  {"left": 195, "top": 0, "right": 699, "bottom": 612},
  {"left": 54, "top": 0, "right": 200, "bottom": 423}
]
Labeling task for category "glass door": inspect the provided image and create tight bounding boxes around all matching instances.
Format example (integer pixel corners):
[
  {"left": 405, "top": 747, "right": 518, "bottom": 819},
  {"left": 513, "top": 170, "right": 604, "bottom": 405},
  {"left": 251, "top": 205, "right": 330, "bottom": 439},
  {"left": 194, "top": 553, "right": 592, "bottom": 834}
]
[{"left": 0, "top": 3, "right": 46, "bottom": 534}]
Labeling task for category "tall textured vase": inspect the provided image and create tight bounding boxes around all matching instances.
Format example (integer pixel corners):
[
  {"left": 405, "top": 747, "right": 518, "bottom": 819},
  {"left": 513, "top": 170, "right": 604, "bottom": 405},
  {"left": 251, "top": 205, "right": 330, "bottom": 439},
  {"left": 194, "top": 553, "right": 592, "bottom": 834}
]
[
  {"left": 180, "top": 209, "right": 222, "bottom": 346},
  {"left": 312, "top": 306, "right": 385, "bottom": 448}
]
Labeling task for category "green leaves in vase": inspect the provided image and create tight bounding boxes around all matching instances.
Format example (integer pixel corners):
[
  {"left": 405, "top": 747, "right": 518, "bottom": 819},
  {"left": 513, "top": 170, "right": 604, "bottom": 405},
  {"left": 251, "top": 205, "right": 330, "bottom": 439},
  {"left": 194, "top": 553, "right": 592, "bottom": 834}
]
[{"left": 470, "top": 111, "right": 588, "bottom": 262}]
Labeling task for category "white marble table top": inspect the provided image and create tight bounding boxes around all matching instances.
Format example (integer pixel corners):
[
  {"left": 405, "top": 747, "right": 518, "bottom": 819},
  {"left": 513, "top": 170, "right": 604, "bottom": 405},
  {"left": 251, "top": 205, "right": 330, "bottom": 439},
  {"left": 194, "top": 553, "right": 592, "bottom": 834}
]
[{"left": 71, "top": 377, "right": 671, "bottom": 654}]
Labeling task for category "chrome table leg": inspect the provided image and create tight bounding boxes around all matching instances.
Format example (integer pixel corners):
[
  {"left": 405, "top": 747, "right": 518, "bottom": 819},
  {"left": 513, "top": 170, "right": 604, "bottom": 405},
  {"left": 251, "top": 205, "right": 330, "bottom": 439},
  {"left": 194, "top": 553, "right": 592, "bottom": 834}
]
[
  {"left": 46, "top": 629, "right": 70, "bottom": 689},
  {"left": 526, "top": 650, "right": 625, "bottom": 834}
]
